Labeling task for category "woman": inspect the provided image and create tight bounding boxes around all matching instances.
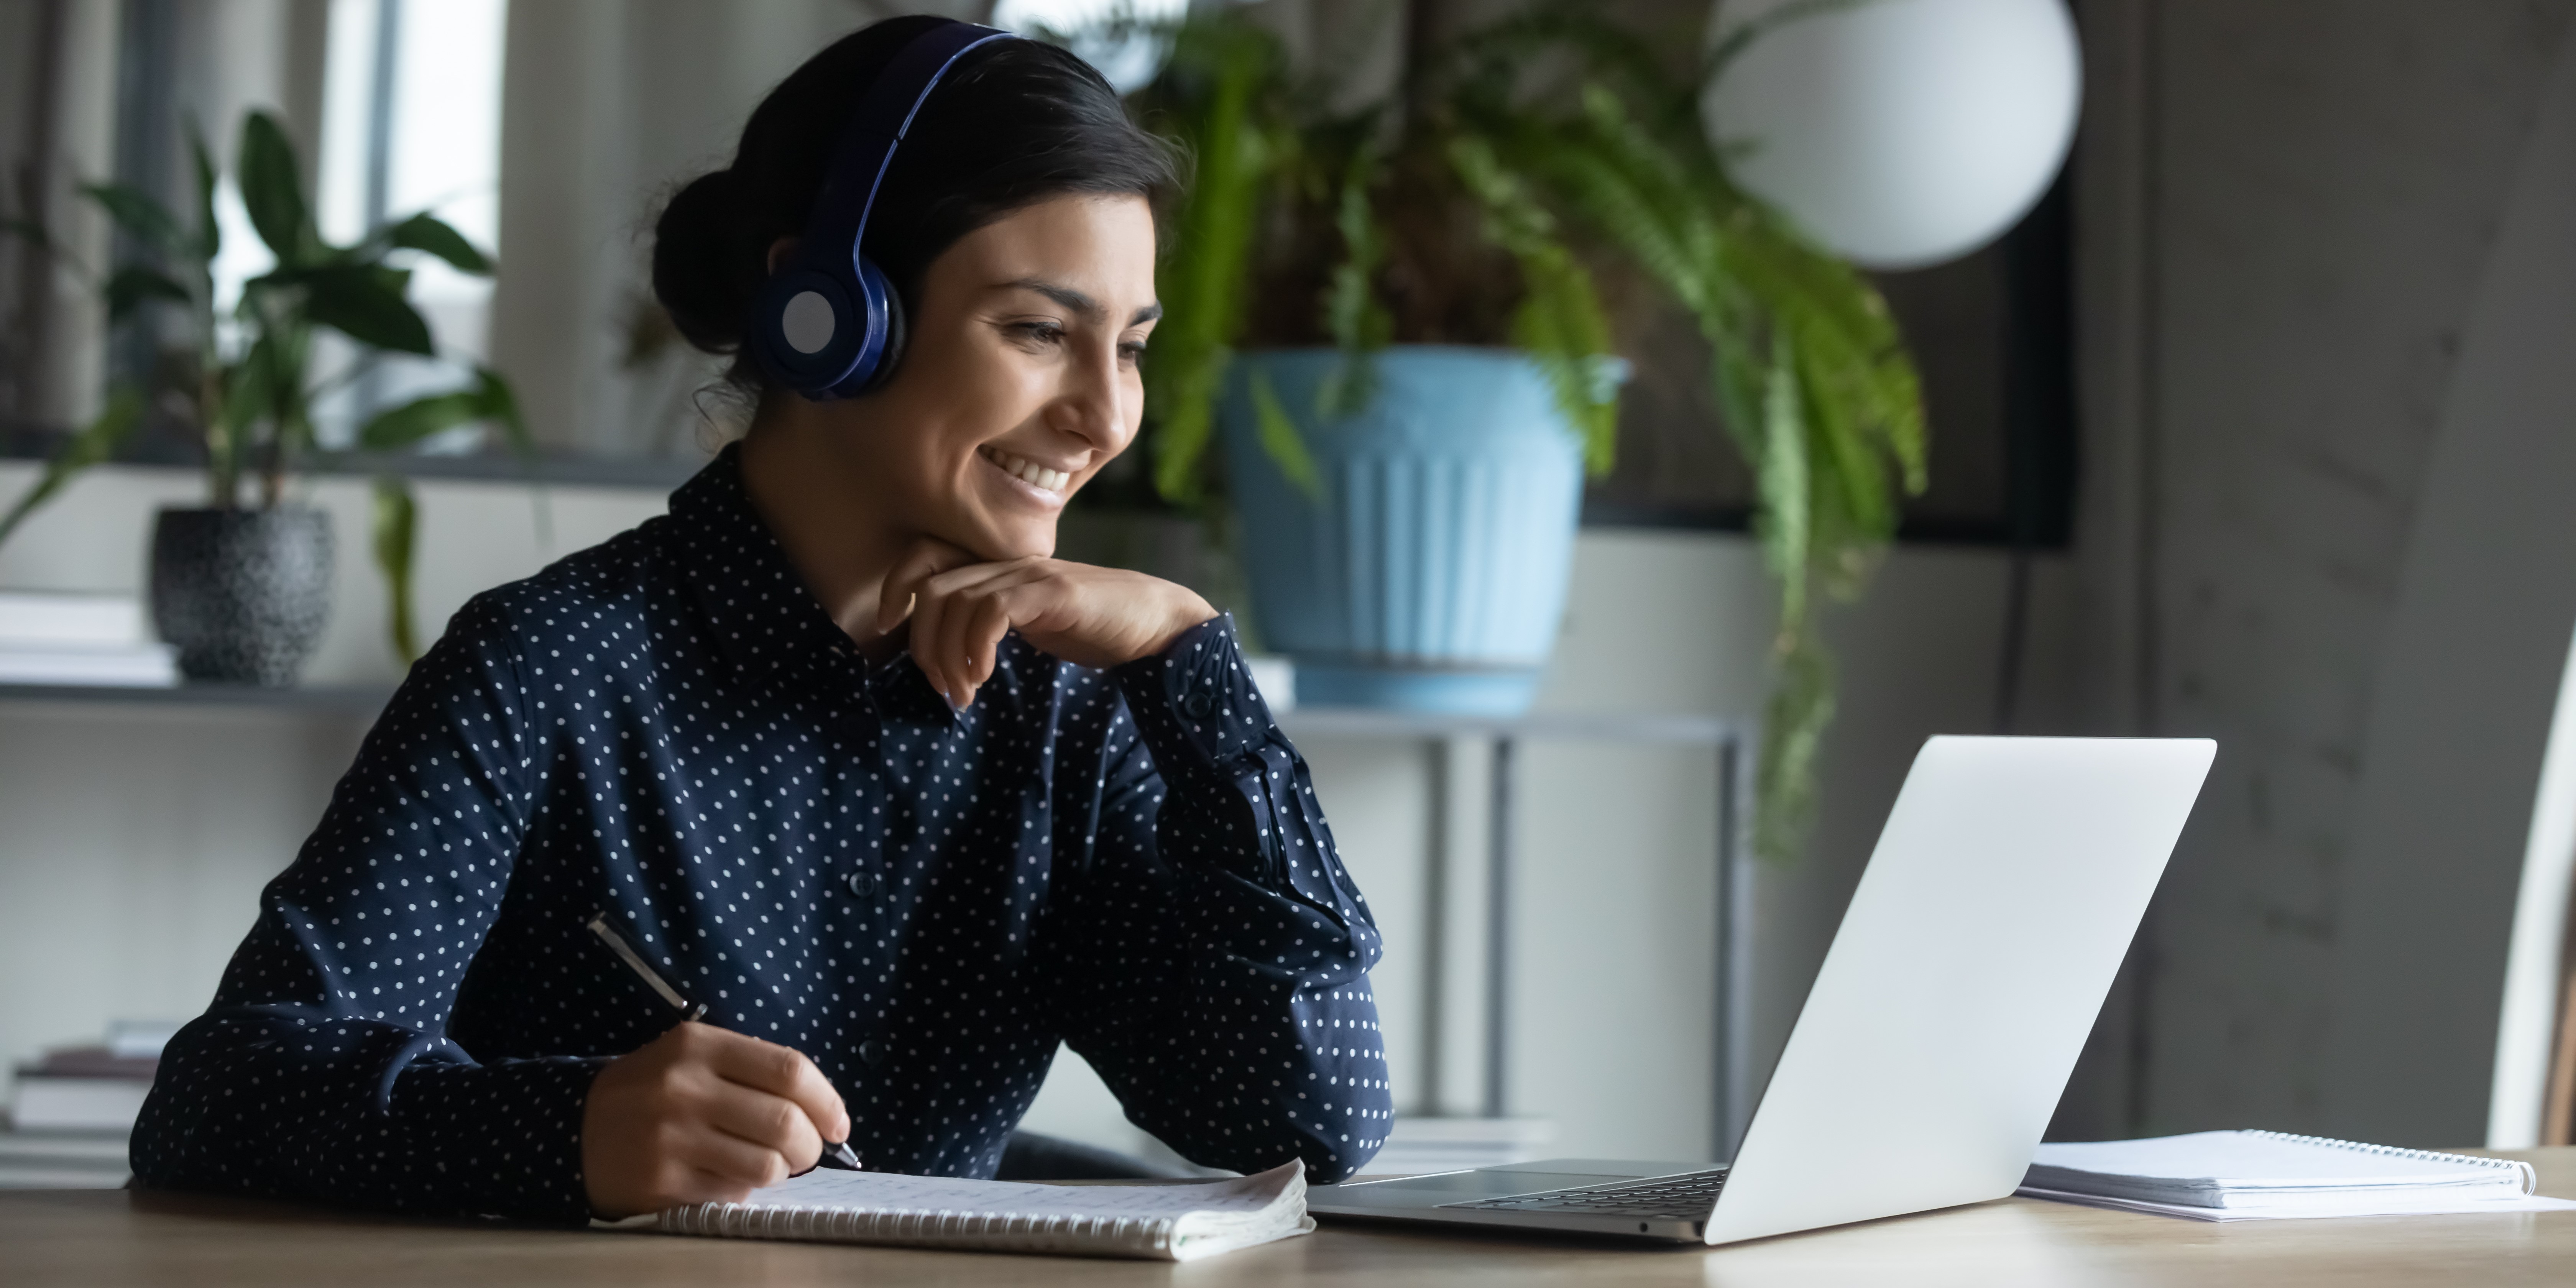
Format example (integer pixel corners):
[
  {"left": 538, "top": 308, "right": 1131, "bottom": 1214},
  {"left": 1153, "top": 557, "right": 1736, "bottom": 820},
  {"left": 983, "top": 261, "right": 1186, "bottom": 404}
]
[{"left": 132, "top": 16, "right": 1391, "bottom": 1222}]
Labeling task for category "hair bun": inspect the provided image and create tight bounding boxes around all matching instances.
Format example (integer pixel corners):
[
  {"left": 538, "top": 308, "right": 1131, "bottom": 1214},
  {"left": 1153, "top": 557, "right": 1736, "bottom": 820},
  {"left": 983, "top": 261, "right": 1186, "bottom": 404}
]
[{"left": 652, "top": 168, "right": 751, "bottom": 353}]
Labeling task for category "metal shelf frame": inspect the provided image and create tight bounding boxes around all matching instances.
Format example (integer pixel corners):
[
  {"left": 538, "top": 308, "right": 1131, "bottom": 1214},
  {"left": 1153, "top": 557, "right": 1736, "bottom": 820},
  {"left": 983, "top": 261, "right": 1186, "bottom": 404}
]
[{"left": 1279, "top": 706, "right": 1757, "bottom": 1162}]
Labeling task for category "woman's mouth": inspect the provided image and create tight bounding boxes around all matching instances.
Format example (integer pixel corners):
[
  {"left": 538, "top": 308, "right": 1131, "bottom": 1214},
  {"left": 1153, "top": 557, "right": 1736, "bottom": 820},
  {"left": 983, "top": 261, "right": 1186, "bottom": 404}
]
[{"left": 980, "top": 446, "right": 1072, "bottom": 497}]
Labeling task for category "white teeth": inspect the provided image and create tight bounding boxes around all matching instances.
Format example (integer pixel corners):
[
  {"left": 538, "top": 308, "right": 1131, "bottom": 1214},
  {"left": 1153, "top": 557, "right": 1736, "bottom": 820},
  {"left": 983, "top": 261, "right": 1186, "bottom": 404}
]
[{"left": 989, "top": 449, "right": 1068, "bottom": 495}]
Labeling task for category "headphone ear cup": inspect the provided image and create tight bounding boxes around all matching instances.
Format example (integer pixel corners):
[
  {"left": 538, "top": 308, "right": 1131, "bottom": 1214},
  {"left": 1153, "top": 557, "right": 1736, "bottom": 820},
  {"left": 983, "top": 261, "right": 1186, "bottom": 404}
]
[
  {"left": 752, "top": 267, "right": 863, "bottom": 398},
  {"left": 856, "top": 257, "right": 906, "bottom": 393}
]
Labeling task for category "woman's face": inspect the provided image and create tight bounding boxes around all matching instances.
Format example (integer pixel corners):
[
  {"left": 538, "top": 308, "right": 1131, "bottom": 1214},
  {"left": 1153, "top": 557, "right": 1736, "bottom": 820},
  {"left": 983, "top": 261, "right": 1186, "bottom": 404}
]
[{"left": 819, "top": 193, "right": 1160, "bottom": 561}]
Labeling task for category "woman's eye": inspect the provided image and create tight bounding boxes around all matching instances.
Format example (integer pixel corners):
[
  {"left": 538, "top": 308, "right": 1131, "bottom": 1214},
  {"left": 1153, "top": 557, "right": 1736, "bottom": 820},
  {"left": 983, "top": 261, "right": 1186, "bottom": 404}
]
[
  {"left": 1118, "top": 341, "right": 1148, "bottom": 365},
  {"left": 1008, "top": 322, "right": 1065, "bottom": 347}
]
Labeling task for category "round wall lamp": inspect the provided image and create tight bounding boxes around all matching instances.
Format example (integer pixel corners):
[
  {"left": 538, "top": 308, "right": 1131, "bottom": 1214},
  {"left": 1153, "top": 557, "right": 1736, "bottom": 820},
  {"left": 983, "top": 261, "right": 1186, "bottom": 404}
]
[{"left": 1704, "top": 0, "right": 2083, "bottom": 270}]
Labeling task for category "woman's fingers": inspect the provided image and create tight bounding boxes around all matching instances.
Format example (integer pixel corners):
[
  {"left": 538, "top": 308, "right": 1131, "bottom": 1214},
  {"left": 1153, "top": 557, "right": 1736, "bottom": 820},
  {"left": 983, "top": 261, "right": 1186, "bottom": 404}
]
[
  {"left": 907, "top": 558, "right": 1015, "bottom": 701},
  {"left": 935, "top": 574, "right": 1026, "bottom": 703},
  {"left": 876, "top": 536, "right": 979, "bottom": 634},
  {"left": 912, "top": 559, "right": 1045, "bottom": 706},
  {"left": 581, "top": 1023, "right": 858, "bottom": 1218},
  {"left": 703, "top": 1028, "right": 851, "bottom": 1144},
  {"left": 678, "top": 1117, "right": 799, "bottom": 1189},
  {"left": 877, "top": 550, "right": 1218, "bottom": 704},
  {"left": 701, "top": 1086, "right": 823, "bottom": 1177}
]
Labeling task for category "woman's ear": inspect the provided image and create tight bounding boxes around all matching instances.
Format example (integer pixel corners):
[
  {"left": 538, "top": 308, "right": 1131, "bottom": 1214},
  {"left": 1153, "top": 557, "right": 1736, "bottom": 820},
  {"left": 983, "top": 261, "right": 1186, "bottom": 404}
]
[{"left": 766, "top": 237, "right": 800, "bottom": 275}]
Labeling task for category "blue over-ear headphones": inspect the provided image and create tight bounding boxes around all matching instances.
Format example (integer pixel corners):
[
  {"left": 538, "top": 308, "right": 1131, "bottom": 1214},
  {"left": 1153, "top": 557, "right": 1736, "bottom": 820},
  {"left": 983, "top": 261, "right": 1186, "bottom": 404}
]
[{"left": 750, "top": 20, "right": 1021, "bottom": 400}]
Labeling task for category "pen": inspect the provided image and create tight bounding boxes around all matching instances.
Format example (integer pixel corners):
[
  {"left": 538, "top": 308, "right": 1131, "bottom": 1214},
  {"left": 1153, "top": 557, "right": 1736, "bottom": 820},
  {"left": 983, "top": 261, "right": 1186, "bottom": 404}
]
[{"left": 585, "top": 910, "right": 862, "bottom": 1171}]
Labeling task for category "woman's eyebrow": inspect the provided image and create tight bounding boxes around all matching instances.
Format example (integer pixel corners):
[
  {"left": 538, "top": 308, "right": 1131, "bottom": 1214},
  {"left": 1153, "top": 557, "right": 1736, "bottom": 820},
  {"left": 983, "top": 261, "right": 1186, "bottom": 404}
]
[{"left": 999, "top": 277, "right": 1162, "bottom": 326}]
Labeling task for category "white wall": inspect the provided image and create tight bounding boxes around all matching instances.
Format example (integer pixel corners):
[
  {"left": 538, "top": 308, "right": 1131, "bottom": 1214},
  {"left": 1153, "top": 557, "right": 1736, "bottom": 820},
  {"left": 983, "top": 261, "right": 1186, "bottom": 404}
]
[{"left": 2073, "top": 0, "right": 2576, "bottom": 1146}]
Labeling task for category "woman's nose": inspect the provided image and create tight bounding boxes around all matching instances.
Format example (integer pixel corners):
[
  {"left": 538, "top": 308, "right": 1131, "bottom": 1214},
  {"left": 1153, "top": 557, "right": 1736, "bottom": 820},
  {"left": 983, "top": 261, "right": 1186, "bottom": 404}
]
[{"left": 1048, "top": 337, "right": 1132, "bottom": 451}]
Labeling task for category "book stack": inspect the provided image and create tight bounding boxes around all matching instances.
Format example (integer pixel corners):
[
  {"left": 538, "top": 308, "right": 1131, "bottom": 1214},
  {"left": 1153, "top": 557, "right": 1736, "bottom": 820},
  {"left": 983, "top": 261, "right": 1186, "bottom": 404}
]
[
  {"left": 0, "top": 590, "right": 177, "bottom": 685},
  {"left": 1, "top": 1021, "right": 176, "bottom": 1188}
]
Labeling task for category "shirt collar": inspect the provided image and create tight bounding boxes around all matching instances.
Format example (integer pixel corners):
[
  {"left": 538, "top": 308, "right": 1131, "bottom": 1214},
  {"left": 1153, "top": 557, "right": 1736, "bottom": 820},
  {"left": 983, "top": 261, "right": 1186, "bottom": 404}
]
[{"left": 667, "top": 444, "right": 961, "bottom": 728}]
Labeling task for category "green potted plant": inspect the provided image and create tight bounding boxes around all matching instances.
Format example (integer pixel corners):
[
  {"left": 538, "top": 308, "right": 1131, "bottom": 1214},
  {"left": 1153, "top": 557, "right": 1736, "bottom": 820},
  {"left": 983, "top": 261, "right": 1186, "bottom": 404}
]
[
  {"left": 1113, "top": 4, "right": 1925, "bottom": 861},
  {"left": 0, "top": 110, "right": 526, "bottom": 682}
]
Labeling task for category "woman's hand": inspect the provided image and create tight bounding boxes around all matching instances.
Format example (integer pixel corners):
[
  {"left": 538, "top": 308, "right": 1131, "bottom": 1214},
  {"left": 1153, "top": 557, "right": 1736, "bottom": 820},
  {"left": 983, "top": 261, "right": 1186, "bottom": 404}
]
[
  {"left": 877, "top": 536, "right": 1219, "bottom": 708},
  {"left": 580, "top": 1022, "right": 851, "bottom": 1219}
]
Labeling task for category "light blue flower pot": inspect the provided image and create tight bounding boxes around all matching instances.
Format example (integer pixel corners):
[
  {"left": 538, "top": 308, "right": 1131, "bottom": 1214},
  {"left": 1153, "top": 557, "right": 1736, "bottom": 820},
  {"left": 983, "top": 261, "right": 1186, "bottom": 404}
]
[{"left": 1219, "top": 347, "right": 1583, "bottom": 715}]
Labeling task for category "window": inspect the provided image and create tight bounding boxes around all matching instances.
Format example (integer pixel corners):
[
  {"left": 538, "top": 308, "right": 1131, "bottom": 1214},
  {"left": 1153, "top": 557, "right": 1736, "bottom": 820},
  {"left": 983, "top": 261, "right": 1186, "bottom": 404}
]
[{"left": 311, "top": 0, "right": 508, "bottom": 447}]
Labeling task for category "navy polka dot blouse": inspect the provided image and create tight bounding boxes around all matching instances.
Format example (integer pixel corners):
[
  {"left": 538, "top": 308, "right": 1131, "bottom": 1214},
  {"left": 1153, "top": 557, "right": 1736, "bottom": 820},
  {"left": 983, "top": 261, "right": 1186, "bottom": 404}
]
[{"left": 130, "top": 446, "right": 1392, "bottom": 1221}]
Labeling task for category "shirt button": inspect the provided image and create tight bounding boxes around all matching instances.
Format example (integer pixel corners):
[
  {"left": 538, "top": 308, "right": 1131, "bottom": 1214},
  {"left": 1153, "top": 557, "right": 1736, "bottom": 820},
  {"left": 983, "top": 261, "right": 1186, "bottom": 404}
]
[
  {"left": 859, "top": 1039, "right": 884, "bottom": 1067},
  {"left": 1179, "top": 691, "right": 1212, "bottom": 718},
  {"left": 845, "top": 870, "right": 878, "bottom": 899}
]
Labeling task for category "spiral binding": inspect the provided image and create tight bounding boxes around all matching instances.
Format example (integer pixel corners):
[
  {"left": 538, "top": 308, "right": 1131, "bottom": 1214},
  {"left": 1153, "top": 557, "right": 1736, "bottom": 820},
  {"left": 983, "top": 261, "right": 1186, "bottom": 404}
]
[
  {"left": 2245, "top": 1130, "right": 2538, "bottom": 1194},
  {"left": 660, "top": 1201, "right": 1181, "bottom": 1259}
]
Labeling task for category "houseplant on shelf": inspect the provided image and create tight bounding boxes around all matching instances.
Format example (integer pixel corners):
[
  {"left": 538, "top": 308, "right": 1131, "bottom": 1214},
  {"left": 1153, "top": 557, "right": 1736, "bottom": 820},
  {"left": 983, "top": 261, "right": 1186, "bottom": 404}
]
[
  {"left": 0, "top": 110, "right": 526, "bottom": 682},
  {"left": 1115, "top": 3, "right": 1925, "bottom": 861}
]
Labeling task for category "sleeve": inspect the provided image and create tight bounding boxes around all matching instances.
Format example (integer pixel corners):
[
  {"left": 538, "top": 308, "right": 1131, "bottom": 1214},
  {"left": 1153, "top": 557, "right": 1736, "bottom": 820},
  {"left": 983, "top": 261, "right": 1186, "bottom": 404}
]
[
  {"left": 1045, "top": 615, "right": 1393, "bottom": 1182},
  {"left": 128, "top": 595, "right": 604, "bottom": 1222}
]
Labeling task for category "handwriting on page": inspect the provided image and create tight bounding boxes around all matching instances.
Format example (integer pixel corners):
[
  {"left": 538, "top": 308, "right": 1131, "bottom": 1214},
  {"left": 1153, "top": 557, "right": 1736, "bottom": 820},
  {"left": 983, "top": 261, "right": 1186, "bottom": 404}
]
[{"left": 726, "top": 1162, "right": 1297, "bottom": 1219}]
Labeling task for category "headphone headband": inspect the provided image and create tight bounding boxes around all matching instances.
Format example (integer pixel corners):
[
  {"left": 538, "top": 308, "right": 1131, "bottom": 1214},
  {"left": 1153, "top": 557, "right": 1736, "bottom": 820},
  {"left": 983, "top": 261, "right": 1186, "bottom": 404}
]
[
  {"left": 751, "top": 20, "right": 1023, "bottom": 401},
  {"left": 799, "top": 21, "right": 1019, "bottom": 284}
]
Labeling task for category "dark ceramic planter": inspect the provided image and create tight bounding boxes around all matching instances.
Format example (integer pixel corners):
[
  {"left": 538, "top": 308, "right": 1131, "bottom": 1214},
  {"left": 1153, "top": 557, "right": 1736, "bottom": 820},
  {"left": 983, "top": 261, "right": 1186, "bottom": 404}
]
[{"left": 150, "top": 506, "right": 334, "bottom": 687}]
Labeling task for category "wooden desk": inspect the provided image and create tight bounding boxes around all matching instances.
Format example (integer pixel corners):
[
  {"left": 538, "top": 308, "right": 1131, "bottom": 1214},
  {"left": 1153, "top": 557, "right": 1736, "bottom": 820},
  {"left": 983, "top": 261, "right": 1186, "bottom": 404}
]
[{"left": 6, "top": 1148, "right": 2571, "bottom": 1286}]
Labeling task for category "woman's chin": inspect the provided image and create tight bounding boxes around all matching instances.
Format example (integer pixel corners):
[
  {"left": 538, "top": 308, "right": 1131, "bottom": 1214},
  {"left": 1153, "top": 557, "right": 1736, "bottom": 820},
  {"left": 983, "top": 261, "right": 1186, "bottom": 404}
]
[{"left": 953, "top": 515, "right": 1056, "bottom": 562}]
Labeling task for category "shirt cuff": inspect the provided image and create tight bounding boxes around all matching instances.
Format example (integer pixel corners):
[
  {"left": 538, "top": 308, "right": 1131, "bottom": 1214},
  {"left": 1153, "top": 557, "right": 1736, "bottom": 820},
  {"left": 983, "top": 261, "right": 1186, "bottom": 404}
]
[
  {"left": 388, "top": 1053, "right": 609, "bottom": 1223},
  {"left": 1111, "top": 613, "right": 1281, "bottom": 767}
]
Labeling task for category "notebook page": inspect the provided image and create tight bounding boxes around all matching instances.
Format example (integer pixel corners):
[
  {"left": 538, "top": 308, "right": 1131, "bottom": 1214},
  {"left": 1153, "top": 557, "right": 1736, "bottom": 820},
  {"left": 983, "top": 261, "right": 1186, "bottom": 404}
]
[
  {"left": 724, "top": 1161, "right": 1298, "bottom": 1219},
  {"left": 2030, "top": 1132, "right": 2526, "bottom": 1191}
]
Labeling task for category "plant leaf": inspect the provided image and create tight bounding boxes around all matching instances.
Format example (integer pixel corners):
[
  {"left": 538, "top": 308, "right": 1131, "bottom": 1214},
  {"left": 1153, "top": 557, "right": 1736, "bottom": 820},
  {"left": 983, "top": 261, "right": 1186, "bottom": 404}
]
[
  {"left": 356, "top": 366, "right": 521, "bottom": 453},
  {"left": 299, "top": 264, "right": 434, "bottom": 355},
  {"left": 80, "top": 182, "right": 188, "bottom": 258},
  {"left": 237, "top": 111, "right": 312, "bottom": 263},
  {"left": 1756, "top": 329, "right": 1811, "bottom": 620},
  {"left": 104, "top": 265, "right": 192, "bottom": 320},
  {"left": 0, "top": 390, "right": 147, "bottom": 549},
  {"left": 1755, "top": 630, "right": 1835, "bottom": 863},
  {"left": 385, "top": 213, "right": 492, "bottom": 275},
  {"left": 1318, "top": 132, "right": 1392, "bottom": 418},
  {"left": 1143, "top": 18, "right": 1282, "bottom": 507},
  {"left": 1248, "top": 370, "right": 1323, "bottom": 502},
  {"left": 186, "top": 117, "right": 220, "bottom": 262},
  {"left": 371, "top": 475, "right": 421, "bottom": 666}
]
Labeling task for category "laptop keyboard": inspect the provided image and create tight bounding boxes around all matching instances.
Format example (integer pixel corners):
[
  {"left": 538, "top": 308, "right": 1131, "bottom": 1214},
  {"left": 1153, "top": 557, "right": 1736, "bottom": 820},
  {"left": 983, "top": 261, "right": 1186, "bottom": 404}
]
[{"left": 1441, "top": 1168, "right": 1730, "bottom": 1219}]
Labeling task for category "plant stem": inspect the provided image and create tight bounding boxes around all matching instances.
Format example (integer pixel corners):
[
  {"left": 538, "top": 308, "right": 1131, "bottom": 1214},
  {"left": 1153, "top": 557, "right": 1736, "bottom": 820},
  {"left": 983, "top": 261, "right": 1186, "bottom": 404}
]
[{"left": 200, "top": 366, "right": 233, "bottom": 508}]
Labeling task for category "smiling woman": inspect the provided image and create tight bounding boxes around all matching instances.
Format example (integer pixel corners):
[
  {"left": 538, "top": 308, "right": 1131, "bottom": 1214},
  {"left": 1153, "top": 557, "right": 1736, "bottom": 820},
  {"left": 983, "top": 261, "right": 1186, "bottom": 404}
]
[{"left": 129, "top": 15, "right": 1393, "bottom": 1224}]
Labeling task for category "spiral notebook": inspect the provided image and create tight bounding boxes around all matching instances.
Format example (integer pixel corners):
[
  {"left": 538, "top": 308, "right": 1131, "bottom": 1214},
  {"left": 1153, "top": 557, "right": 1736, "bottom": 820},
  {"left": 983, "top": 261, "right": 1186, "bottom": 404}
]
[
  {"left": 616, "top": 1160, "right": 1310, "bottom": 1261},
  {"left": 2018, "top": 1130, "right": 2576, "bottom": 1221}
]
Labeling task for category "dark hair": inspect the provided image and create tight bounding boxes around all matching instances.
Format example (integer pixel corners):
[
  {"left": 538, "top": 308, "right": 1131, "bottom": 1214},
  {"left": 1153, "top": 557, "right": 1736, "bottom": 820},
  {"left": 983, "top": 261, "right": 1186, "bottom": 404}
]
[{"left": 651, "top": 16, "right": 1178, "bottom": 396}]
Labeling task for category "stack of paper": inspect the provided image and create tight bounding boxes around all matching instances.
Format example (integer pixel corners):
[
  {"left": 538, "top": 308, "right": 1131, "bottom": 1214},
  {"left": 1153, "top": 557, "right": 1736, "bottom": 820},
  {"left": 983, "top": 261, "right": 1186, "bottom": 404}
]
[
  {"left": 7, "top": 1021, "right": 177, "bottom": 1133},
  {"left": 0, "top": 590, "right": 177, "bottom": 685},
  {"left": 2020, "top": 1130, "right": 2576, "bottom": 1220}
]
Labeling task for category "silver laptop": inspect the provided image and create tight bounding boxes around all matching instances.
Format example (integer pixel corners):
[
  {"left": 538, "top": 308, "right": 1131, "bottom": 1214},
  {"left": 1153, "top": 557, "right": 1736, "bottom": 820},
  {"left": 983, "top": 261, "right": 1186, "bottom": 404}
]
[{"left": 1310, "top": 735, "right": 2215, "bottom": 1246}]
